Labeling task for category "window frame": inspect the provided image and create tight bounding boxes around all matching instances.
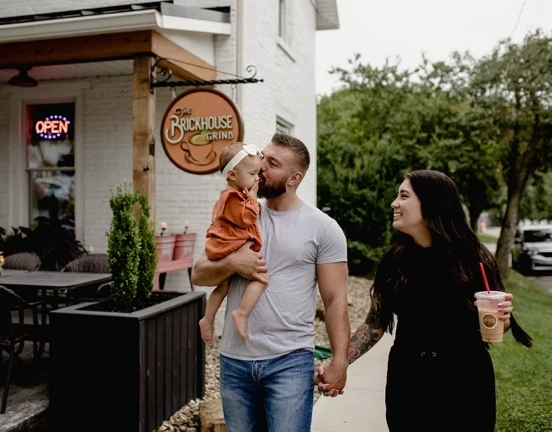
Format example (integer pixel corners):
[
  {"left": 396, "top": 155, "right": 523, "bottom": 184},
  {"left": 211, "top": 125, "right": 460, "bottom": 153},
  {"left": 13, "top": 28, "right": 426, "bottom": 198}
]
[
  {"left": 276, "top": 116, "right": 294, "bottom": 135},
  {"left": 278, "top": 0, "right": 287, "bottom": 41},
  {"left": 8, "top": 84, "right": 86, "bottom": 242}
]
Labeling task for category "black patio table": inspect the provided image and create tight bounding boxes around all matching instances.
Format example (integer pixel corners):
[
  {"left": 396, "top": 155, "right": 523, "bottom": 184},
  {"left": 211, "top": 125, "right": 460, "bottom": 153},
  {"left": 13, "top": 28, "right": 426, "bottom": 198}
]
[
  {"left": 0, "top": 271, "right": 112, "bottom": 308},
  {"left": 0, "top": 269, "right": 29, "bottom": 277},
  {"left": 0, "top": 271, "right": 112, "bottom": 358}
]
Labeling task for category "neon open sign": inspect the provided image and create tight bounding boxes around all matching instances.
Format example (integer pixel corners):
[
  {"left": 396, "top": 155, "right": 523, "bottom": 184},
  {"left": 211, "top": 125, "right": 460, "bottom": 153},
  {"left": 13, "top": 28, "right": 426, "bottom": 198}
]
[{"left": 35, "top": 115, "right": 71, "bottom": 139}]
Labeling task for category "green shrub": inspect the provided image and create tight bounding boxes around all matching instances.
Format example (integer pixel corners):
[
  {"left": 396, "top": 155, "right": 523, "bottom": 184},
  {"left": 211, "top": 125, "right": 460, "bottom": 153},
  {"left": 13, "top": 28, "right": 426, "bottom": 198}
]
[
  {"left": 106, "top": 184, "right": 157, "bottom": 310},
  {"left": 136, "top": 192, "right": 157, "bottom": 302}
]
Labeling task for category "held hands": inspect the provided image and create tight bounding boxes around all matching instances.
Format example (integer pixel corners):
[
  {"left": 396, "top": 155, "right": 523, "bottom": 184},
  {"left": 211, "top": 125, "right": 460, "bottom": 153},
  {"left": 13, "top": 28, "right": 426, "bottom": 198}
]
[
  {"left": 231, "top": 241, "right": 268, "bottom": 284},
  {"left": 313, "top": 362, "right": 347, "bottom": 398},
  {"left": 475, "top": 293, "right": 514, "bottom": 321}
]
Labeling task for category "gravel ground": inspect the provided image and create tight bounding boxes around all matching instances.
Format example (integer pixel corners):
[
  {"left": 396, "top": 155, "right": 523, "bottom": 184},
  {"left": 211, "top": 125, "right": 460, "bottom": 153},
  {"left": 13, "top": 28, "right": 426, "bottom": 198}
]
[{"left": 155, "top": 276, "right": 373, "bottom": 432}]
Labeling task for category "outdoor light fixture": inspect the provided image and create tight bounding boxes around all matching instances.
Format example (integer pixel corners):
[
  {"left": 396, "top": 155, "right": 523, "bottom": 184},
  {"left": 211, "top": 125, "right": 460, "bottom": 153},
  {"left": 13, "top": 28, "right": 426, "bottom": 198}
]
[{"left": 8, "top": 66, "right": 38, "bottom": 88}]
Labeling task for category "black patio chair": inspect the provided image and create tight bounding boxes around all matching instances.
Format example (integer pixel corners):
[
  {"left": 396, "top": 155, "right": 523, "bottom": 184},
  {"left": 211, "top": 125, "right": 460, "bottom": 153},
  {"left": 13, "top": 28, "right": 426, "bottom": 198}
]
[
  {"left": 0, "top": 285, "right": 42, "bottom": 414},
  {"left": 62, "top": 253, "right": 110, "bottom": 274},
  {"left": 3, "top": 252, "right": 45, "bottom": 313},
  {"left": 62, "top": 254, "right": 111, "bottom": 304},
  {"left": 3, "top": 253, "right": 66, "bottom": 319}
]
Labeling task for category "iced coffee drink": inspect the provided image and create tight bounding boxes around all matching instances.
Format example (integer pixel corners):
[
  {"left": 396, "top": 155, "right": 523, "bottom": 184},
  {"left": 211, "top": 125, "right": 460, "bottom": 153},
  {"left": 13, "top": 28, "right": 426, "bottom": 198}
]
[{"left": 474, "top": 291, "right": 506, "bottom": 342}]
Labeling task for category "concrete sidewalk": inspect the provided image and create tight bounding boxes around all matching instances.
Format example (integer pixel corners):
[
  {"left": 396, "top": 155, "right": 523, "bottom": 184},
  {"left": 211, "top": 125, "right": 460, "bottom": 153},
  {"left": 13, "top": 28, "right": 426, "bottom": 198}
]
[{"left": 311, "top": 334, "right": 394, "bottom": 432}]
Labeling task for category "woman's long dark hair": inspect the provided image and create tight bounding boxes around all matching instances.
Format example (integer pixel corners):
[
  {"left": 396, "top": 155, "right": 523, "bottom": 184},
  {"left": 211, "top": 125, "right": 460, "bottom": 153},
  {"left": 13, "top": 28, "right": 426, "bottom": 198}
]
[
  {"left": 403, "top": 170, "right": 482, "bottom": 283},
  {"left": 370, "top": 170, "right": 532, "bottom": 347}
]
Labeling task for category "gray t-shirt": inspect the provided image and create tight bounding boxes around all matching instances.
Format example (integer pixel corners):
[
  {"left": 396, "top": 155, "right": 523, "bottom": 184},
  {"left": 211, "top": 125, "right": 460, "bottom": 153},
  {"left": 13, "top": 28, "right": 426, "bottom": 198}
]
[{"left": 220, "top": 201, "right": 348, "bottom": 360}]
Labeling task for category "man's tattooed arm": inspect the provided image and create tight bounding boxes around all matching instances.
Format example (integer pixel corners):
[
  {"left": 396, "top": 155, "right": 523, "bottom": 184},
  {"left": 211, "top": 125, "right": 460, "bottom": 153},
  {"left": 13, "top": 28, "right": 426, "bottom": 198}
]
[{"left": 348, "top": 312, "right": 384, "bottom": 365}]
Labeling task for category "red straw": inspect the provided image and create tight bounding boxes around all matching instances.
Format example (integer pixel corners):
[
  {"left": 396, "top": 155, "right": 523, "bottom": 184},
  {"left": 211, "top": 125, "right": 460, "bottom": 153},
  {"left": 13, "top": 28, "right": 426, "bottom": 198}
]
[{"left": 479, "top": 262, "right": 491, "bottom": 294}]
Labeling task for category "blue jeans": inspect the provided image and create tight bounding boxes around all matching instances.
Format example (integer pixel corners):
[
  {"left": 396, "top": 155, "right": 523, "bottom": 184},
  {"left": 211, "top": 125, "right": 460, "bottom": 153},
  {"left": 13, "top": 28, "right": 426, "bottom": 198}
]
[{"left": 220, "top": 349, "right": 315, "bottom": 432}]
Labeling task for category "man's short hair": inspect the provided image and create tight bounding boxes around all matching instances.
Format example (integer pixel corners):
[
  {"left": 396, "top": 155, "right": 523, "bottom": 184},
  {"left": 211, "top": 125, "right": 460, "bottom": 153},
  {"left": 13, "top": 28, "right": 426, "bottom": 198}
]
[
  {"left": 271, "top": 133, "right": 310, "bottom": 173},
  {"left": 219, "top": 142, "right": 246, "bottom": 173}
]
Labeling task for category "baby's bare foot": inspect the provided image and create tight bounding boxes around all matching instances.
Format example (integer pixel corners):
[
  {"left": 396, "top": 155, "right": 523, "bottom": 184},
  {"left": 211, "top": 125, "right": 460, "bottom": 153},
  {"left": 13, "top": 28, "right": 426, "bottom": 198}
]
[
  {"left": 199, "top": 317, "right": 214, "bottom": 346},
  {"left": 232, "top": 310, "right": 249, "bottom": 339}
]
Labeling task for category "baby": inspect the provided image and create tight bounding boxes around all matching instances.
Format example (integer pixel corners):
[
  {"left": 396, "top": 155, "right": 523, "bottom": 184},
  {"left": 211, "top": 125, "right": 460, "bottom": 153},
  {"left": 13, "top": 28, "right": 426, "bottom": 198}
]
[{"left": 198, "top": 142, "right": 269, "bottom": 345}]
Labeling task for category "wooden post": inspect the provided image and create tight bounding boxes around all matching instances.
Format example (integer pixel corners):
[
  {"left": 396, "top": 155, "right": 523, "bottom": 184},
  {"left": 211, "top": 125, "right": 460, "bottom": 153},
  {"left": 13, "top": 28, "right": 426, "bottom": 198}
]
[{"left": 132, "top": 56, "right": 156, "bottom": 217}]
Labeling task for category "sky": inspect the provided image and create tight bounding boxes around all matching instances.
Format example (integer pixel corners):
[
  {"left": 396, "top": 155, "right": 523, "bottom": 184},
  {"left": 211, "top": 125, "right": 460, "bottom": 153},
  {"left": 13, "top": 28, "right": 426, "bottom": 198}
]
[{"left": 315, "top": 0, "right": 552, "bottom": 95}]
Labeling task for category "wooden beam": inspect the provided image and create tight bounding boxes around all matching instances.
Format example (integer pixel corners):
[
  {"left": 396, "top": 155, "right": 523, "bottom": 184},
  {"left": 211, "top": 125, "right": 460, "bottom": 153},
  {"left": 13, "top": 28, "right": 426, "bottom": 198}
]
[
  {"left": 0, "top": 31, "right": 153, "bottom": 69},
  {"left": 150, "top": 31, "right": 216, "bottom": 81},
  {"left": 132, "top": 56, "right": 156, "bottom": 217}
]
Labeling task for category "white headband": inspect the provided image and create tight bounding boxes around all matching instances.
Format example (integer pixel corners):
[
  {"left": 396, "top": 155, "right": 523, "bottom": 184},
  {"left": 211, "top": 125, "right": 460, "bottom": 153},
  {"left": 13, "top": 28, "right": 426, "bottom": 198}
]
[{"left": 222, "top": 144, "right": 264, "bottom": 177}]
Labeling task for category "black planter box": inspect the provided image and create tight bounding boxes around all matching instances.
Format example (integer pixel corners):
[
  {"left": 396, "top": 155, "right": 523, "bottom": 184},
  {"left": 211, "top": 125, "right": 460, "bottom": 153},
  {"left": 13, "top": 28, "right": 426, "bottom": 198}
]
[{"left": 49, "top": 291, "right": 206, "bottom": 432}]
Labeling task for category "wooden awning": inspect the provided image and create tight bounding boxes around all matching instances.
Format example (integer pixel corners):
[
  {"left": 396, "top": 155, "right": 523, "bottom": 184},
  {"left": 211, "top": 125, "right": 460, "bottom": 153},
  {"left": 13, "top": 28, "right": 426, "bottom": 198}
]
[{"left": 0, "top": 30, "right": 216, "bottom": 81}]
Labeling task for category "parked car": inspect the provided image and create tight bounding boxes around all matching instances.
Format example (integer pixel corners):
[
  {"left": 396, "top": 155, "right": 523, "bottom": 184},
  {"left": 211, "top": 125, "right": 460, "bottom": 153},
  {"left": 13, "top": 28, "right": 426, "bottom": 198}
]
[{"left": 511, "top": 225, "right": 552, "bottom": 274}]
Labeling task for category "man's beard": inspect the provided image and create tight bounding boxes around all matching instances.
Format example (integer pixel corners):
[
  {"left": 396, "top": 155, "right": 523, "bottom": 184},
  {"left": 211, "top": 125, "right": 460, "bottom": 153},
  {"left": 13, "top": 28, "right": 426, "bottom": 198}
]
[{"left": 258, "top": 175, "right": 287, "bottom": 199}]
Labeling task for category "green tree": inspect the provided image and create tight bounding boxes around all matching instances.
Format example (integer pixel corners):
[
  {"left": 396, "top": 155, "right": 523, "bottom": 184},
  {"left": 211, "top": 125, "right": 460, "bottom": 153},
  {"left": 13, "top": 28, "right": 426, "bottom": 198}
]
[
  {"left": 470, "top": 30, "right": 552, "bottom": 277},
  {"left": 518, "top": 171, "right": 552, "bottom": 222},
  {"left": 317, "top": 55, "right": 502, "bottom": 270},
  {"left": 414, "top": 55, "right": 503, "bottom": 231},
  {"left": 317, "top": 58, "right": 414, "bottom": 272}
]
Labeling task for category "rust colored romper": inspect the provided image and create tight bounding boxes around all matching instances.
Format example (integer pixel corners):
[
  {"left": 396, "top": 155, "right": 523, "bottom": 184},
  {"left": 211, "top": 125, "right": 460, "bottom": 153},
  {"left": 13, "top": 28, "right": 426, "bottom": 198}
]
[{"left": 205, "top": 189, "right": 262, "bottom": 260}]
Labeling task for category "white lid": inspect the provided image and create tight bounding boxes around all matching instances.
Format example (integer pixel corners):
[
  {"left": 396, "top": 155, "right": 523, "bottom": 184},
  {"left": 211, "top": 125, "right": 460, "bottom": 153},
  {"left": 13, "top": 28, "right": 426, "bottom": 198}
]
[{"left": 474, "top": 291, "right": 505, "bottom": 300}]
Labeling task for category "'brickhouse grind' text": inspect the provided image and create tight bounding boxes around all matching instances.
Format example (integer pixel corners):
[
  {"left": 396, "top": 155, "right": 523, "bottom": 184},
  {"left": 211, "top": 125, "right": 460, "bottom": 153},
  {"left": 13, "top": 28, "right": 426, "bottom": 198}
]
[{"left": 165, "top": 112, "right": 235, "bottom": 144}]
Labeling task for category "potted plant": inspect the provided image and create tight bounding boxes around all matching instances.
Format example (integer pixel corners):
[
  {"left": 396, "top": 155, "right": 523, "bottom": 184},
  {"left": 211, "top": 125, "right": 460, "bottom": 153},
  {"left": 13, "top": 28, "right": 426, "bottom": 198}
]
[{"left": 49, "top": 184, "right": 205, "bottom": 432}]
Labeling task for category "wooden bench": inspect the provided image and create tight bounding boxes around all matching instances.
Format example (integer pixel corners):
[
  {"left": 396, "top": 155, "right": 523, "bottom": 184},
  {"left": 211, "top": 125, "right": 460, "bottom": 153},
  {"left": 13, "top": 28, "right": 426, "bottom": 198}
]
[{"left": 155, "top": 256, "right": 194, "bottom": 291}]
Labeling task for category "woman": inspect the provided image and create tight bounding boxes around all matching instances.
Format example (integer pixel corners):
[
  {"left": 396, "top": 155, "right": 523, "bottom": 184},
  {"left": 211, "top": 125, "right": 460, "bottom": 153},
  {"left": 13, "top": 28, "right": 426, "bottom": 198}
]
[{"left": 319, "top": 170, "right": 532, "bottom": 432}]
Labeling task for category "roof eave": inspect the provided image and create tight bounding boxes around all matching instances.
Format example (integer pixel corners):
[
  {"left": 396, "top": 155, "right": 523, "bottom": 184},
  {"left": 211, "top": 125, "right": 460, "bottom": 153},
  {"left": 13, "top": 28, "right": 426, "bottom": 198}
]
[{"left": 0, "top": 8, "right": 231, "bottom": 44}]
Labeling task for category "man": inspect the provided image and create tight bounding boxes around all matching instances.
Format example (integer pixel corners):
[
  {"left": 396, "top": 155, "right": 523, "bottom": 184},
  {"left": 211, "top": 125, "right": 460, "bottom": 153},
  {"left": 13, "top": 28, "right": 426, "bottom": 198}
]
[{"left": 192, "top": 133, "right": 350, "bottom": 431}]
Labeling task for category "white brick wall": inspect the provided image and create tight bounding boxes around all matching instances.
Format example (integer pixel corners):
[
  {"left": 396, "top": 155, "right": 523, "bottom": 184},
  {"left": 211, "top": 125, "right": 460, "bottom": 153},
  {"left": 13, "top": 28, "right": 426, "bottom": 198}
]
[
  {"left": 82, "top": 76, "right": 133, "bottom": 252},
  {"left": 0, "top": 0, "right": 319, "bottom": 298},
  {"left": 154, "top": 0, "right": 318, "bottom": 290},
  {"left": 240, "top": 0, "right": 317, "bottom": 204}
]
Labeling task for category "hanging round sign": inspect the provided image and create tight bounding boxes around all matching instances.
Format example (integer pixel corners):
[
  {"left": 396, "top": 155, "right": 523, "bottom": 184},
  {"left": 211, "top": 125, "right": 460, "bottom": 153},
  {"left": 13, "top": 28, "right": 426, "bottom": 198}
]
[{"left": 160, "top": 88, "right": 244, "bottom": 174}]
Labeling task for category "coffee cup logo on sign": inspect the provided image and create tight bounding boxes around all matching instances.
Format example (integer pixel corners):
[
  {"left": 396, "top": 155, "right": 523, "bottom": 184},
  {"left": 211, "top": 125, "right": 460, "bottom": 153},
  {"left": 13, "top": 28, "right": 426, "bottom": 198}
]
[{"left": 161, "top": 88, "right": 244, "bottom": 174}]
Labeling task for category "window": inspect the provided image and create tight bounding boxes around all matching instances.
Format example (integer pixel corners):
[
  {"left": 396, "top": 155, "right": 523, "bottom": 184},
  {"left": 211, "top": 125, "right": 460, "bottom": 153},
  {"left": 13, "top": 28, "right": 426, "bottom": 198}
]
[
  {"left": 278, "top": 0, "right": 287, "bottom": 41},
  {"left": 26, "top": 103, "right": 76, "bottom": 230},
  {"left": 524, "top": 228, "right": 552, "bottom": 243},
  {"left": 276, "top": 117, "right": 293, "bottom": 135}
]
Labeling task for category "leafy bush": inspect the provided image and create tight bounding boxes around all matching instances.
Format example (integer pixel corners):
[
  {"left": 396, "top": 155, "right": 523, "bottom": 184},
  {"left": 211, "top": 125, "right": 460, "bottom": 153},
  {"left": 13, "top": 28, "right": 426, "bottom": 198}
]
[
  {"left": 317, "top": 56, "right": 502, "bottom": 273},
  {"left": 106, "top": 184, "right": 157, "bottom": 310},
  {"left": 136, "top": 192, "right": 157, "bottom": 302}
]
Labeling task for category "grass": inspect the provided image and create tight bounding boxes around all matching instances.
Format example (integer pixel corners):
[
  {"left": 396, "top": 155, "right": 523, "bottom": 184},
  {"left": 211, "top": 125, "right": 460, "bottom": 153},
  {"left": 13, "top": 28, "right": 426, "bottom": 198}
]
[
  {"left": 478, "top": 231, "right": 499, "bottom": 244},
  {"left": 492, "top": 270, "right": 552, "bottom": 432}
]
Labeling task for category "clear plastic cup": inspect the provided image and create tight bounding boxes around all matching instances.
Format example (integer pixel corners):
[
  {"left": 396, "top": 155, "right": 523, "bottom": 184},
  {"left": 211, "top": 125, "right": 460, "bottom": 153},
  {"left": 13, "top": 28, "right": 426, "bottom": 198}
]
[{"left": 474, "top": 291, "right": 506, "bottom": 342}]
